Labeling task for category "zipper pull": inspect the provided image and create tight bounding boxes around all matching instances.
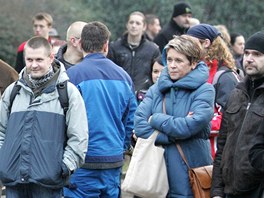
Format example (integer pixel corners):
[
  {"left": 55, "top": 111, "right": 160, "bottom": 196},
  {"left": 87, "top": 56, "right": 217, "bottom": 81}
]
[{"left": 246, "top": 103, "right": 251, "bottom": 110}]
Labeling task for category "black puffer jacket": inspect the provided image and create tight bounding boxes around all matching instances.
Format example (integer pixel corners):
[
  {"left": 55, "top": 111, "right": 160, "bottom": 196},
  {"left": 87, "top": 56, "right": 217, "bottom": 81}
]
[
  {"left": 211, "top": 76, "right": 264, "bottom": 197},
  {"left": 56, "top": 44, "right": 73, "bottom": 70},
  {"left": 153, "top": 19, "right": 187, "bottom": 52},
  {"left": 108, "top": 34, "right": 160, "bottom": 92}
]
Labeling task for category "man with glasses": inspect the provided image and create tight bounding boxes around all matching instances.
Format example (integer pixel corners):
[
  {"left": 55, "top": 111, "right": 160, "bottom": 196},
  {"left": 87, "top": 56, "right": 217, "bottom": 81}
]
[{"left": 56, "top": 21, "right": 87, "bottom": 70}]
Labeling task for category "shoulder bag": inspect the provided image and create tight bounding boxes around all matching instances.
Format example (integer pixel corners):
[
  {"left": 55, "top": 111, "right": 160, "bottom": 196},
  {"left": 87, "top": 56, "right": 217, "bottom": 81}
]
[
  {"left": 122, "top": 130, "right": 169, "bottom": 198},
  {"left": 176, "top": 144, "right": 213, "bottom": 198}
]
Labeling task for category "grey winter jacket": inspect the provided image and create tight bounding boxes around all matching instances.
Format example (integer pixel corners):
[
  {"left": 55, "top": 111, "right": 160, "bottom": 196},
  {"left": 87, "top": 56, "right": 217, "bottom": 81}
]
[{"left": 0, "top": 62, "right": 88, "bottom": 188}]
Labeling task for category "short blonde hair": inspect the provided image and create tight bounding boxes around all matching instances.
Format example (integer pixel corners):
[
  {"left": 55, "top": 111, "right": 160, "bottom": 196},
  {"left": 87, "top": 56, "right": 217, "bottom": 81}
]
[
  {"left": 32, "top": 12, "right": 53, "bottom": 27},
  {"left": 66, "top": 21, "right": 87, "bottom": 41},
  {"left": 166, "top": 35, "right": 203, "bottom": 64}
]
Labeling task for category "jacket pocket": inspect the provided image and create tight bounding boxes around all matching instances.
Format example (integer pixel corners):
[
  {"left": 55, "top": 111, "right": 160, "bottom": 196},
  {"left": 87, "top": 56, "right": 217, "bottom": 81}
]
[
  {"left": 225, "top": 103, "right": 242, "bottom": 130},
  {"left": 30, "top": 140, "right": 64, "bottom": 186},
  {"left": 251, "top": 107, "right": 264, "bottom": 117},
  {"left": 0, "top": 136, "right": 21, "bottom": 184},
  {"left": 225, "top": 103, "right": 241, "bottom": 114}
]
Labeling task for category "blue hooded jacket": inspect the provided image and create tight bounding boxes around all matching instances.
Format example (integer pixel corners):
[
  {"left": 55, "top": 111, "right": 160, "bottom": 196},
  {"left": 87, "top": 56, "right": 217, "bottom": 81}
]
[{"left": 134, "top": 61, "right": 215, "bottom": 197}]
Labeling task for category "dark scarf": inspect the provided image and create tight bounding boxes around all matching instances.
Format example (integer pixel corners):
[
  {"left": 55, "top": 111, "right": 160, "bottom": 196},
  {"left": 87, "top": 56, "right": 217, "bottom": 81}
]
[
  {"left": 24, "top": 62, "right": 60, "bottom": 97},
  {"left": 27, "top": 66, "right": 54, "bottom": 89}
]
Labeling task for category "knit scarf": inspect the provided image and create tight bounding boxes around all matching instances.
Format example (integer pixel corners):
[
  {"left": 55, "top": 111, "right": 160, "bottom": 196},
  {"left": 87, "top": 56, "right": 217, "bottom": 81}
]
[{"left": 28, "top": 67, "right": 54, "bottom": 89}]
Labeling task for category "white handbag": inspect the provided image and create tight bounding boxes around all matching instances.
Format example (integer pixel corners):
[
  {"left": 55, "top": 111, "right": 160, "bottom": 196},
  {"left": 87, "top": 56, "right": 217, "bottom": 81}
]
[{"left": 122, "top": 130, "right": 169, "bottom": 198}]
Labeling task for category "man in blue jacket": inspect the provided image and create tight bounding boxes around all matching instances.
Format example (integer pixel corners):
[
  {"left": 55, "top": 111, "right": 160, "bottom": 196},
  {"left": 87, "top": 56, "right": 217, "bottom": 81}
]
[{"left": 64, "top": 21, "right": 137, "bottom": 198}]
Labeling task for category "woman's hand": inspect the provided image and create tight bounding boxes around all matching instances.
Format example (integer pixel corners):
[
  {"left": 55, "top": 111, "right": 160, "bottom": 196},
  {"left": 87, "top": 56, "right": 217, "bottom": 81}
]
[{"left": 187, "top": 111, "right": 193, "bottom": 117}]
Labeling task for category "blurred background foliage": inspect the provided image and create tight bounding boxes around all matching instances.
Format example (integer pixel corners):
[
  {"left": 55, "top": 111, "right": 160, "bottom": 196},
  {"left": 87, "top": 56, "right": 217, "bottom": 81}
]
[{"left": 0, "top": 0, "right": 263, "bottom": 67}]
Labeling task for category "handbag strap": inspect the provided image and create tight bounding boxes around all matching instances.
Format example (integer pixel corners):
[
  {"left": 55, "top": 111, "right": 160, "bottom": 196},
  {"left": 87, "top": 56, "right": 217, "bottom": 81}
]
[
  {"left": 162, "top": 96, "right": 166, "bottom": 114},
  {"left": 162, "top": 96, "right": 191, "bottom": 170},
  {"left": 176, "top": 144, "right": 191, "bottom": 170}
]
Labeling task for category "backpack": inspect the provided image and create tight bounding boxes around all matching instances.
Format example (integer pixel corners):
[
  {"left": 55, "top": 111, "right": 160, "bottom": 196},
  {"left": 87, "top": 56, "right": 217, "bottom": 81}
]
[
  {"left": 212, "top": 69, "right": 241, "bottom": 86},
  {"left": 8, "top": 80, "right": 69, "bottom": 115}
]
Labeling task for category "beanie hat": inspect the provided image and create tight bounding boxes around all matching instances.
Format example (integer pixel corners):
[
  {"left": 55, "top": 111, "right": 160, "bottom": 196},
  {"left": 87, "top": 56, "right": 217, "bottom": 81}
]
[
  {"left": 172, "top": 2, "right": 192, "bottom": 18},
  {"left": 245, "top": 31, "right": 264, "bottom": 54},
  {"left": 186, "top": 23, "right": 221, "bottom": 43}
]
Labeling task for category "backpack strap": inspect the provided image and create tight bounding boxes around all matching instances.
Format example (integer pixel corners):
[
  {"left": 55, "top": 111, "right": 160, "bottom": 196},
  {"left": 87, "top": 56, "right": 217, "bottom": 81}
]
[
  {"left": 212, "top": 69, "right": 240, "bottom": 86},
  {"left": 8, "top": 81, "right": 21, "bottom": 112},
  {"left": 57, "top": 81, "right": 69, "bottom": 115},
  {"left": 8, "top": 81, "right": 69, "bottom": 115}
]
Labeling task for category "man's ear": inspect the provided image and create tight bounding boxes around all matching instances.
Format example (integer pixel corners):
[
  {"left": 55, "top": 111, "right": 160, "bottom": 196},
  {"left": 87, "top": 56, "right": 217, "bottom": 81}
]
[
  {"left": 203, "top": 39, "right": 211, "bottom": 49},
  {"left": 103, "top": 41, "right": 109, "bottom": 55},
  {"left": 49, "top": 52, "right": 55, "bottom": 63}
]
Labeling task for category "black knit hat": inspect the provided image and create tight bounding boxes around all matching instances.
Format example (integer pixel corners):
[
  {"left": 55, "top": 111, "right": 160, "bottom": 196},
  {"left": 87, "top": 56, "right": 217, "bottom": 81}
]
[
  {"left": 245, "top": 31, "right": 264, "bottom": 54},
  {"left": 172, "top": 2, "right": 192, "bottom": 18}
]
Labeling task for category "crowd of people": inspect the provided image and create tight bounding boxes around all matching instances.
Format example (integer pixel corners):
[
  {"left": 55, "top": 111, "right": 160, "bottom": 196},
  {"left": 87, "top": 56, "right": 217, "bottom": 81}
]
[{"left": 0, "top": 1, "right": 264, "bottom": 198}]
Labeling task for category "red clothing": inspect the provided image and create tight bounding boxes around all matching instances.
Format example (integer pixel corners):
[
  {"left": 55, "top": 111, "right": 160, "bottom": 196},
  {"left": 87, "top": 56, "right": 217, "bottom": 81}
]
[
  {"left": 206, "top": 59, "right": 222, "bottom": 159},
  {"left": 15, "top": 41, "right": 26, "bottom": 73}
]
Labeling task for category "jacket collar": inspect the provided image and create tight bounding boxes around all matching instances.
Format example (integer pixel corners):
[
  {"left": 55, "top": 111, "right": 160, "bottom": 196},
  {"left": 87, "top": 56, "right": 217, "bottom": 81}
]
[
  {"left": 121, "top": 33, "right": 146, "bottom": 48},
  {"left": 158, "top": 61, "right": 209, "bottom": 94}
]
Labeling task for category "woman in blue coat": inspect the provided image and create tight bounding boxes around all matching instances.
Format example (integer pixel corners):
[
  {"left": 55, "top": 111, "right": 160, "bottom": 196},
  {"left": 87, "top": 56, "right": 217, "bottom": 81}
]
[{"left": 134, "top": 35, "right": 215, "bottom": 197}]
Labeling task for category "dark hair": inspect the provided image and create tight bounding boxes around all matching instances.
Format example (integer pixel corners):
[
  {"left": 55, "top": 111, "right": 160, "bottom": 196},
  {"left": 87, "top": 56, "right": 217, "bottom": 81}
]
[
  {"left": 81, "top": 21, "right": 111, "bottom": 53},
  {"left": 149, "top": 55, "right": 163, "bottom": 83},
  {"left": 154, "top": 55, "right": 163, "bottom": 66},
  {"left": 230, "top": 33, "right": 243, "bottom": 46},
  {"left": 24, "top": 36, "right": 52, "bottom": 56},
  {"left": 145, "top": 14, "right": 159, "bottom": 25}
]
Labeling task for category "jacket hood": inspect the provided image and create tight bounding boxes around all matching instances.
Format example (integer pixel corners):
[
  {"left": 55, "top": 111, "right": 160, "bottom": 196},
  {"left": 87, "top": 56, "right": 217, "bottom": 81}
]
[
  {"left": 56, "top": 44, "right": 67, "bottom": 61},
  {"left": 158, "top": 61, "right": 209, "bottom": 93}
]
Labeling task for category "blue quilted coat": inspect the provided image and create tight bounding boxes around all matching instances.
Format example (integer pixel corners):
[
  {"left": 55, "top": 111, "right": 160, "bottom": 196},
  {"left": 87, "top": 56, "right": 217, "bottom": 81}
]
[{"left": 134, "top": 61, "right": 215, "bottom": 197}]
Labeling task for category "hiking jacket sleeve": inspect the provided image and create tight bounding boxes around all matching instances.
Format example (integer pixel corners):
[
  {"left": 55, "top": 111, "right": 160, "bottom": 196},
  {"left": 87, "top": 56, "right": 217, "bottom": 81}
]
[{"left": 63, "top": 82, "right": 88, "bottom": 172}]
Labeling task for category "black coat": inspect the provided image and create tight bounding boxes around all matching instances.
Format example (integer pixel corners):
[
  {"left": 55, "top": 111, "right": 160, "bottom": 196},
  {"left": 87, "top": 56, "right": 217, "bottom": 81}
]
[
  {"left": 211, "top": 76, "right": 264, "bottom": 197},
  {"left": 153, "top": 19, "right": 187, "bottom": 52},
  {"left": 56, "top": 44, "right": 74, "bottom": 70},
  {"left": 108, "top": 34, "right": 160, "bottom": 92}
]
